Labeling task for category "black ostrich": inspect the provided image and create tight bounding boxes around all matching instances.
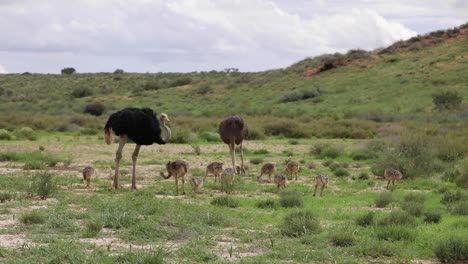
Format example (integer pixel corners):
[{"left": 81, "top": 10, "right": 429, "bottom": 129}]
[
  {"left": 104, "top": 108, "right": 171, "bottom": 189},
  {"left": 218, "top": 116, "right": 248, "bottom": 176}
]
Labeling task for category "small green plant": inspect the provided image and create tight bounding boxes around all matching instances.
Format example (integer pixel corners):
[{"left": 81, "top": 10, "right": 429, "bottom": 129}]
[
  {"left": 423, "top": 210, "right": 442, "bottom": 224},
  {"left": 355, "top": 211, "right": 375, "bottom": 227},
  {"left": 195, "top": 85, "right": 212, "bottom": 95},
  {"left": 376, "top": 226, "right": 416, "bottom": 241},
  {"left": 433, "top": 236, "right": 468, "bottom": 262},
  {"left": 450, "top": 201, "right": 468, "bottom": 215},
  {"left": 256, "top": 198, "right": 277, "bottom": 209},
  {"left": 190, "top": 144, "right": 201, "bottom": 155},
  {"left": 330, "top": 230, "right": 356, "bottom": 247},
  {"left": 13, "top": 127, "right": 37, "bottom": 140},
  {"left": 334, "top": 168, "right": 350, "bottom": 177},
  {"left": 441, "top": 190, "right": 465, "bottom": 204},
  {"left": 253, "top": 149, "right": 269, "bottom": 155},
  {"left": 375, "top": 192, "right": 394, "bottom": 208},
  {"left": 358, "top": 172, "right": 370, "bottom": 180},
  {"left": 28, "top": 171, "right": 57, "bottom": 200},
  {"left": 20, "top": 210, "right": 46, "bottom": 225},
  {"left": 83, "top": 219, "right": 104, "bottom": 238},
  {"left": 71, "top": 86, "right": 93, "bottom": 98},
  {"left": 210, "top": 196, "right": 239, "bottom": 208},
  {"left": 279, "top": 189, "right": 303, "bottom": 208},
  {"left": 455, "top": 159, "right": 468, "bottom": 188},
  {"left": 250, "top": 158, "right": 263, "bottom": 165},
  {"left": 280, "top": 210, "right": 320, "bottom": 237},
  {"left": 378, "top": 210, "right": 417, "bottom": 226},
  {"left": 84, "top": 102, "right": 105, "bottom": 116},
  {"left": 432, "top": 90, "right": 463, "bottom": 111},
  {"left": 0, "top": 192, "right": 13, "bottom": 203}
]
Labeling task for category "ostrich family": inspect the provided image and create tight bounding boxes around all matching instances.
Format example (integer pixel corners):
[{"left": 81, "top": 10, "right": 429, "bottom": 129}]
[{"left": 104, "top": 108, "right": 171, "bottom": 189}]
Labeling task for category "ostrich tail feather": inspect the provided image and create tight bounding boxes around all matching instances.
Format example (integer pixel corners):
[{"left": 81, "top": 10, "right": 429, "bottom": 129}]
[{"left": 104, "top": 127, "right": 112, "bottom": 145}]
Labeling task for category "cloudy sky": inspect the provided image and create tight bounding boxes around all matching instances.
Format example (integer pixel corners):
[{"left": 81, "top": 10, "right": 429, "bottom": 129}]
[{"left": 0, "top": 0, "right": 466, "bottom": 73}]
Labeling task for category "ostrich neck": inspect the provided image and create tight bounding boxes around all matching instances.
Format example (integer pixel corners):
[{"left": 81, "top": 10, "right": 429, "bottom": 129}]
[{"left": 161, "top": 121, "right": 172, "bottom": 142}]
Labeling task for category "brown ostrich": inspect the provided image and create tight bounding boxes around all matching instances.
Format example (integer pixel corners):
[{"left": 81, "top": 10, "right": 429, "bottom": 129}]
[
  {"left": 160, "top": 160, "right": 189, "bottom": 195},
  {"left": 81, "top": 166, "right": 94, "bottom": 187},
  {"left": 384, "top": 168, "right": 403, "bottom": 189},
  {"left": 219, "top": 116, "right": 248, "bottom": 177},
  {"left": 104, "top": 108, "right": 171, "bottom": 189}
]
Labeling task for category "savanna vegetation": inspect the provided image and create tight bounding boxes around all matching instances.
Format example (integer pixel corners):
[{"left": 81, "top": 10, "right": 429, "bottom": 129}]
[{"left": 0, "top": 23, "right": 467, "bottom": 263}]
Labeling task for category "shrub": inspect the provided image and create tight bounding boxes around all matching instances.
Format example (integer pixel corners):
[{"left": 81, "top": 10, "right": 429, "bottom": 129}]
[
  {"left": 432, "top": 90, "right": 463, "bottom": 111},
  {"left": 441, "top": 190, "right": 465, "bottom": 204},
  {"left": 195, "top": 85, "right": 212, "bottom": 95},
  {"left": 375, "top": 192, "right": 394, "bottom": 208},
  {"left": 351, "top": 149, "right": 374, "bottom": 160},
  {"left": 378, "top": 210, "right": 416, "bottom": 226},
  {"left": 84, "top": 102, "right": 105, "bottom": 116},
  {"left": 142, "top": 80, "right": 161, "bottom": 91},
  {"left": 376, "top": 226, "right": 416, "bottom": 241},
  {"left": 423, "top": 211, "right": 442, "bottom": 224},
  {"left": 247, "top": 128, "right": 266, "bottom": 140},
  {"left": 83, "top": 219, "right": 103, "bottom": 238},
  {"left": 311, "top": 143, "right": 343, "bottom": 159},
  {"left": 113, "top": 69, "right": 124, "bottom": 74},
  {"left": 279, "top": 88, "right": 321, "bottom": 103},
  {"left": 210, "top": 196, "right": 239, "bottom": 208},
  {"left": 170, "top": 77, "right": 192, "bottom": 87},
  {"left": 263, "top": 120, "right": 309, "bottom": 138},
  {"left": 250, "top": 158, "right": 263, "bottom": 165},
  {"left": 256, "top": 198, "right": 277, "bottom": 209},
  {"left": 170, "top": 130, "right": 195, "bottom": 144},
  {"left": 450, "top": 201, "right": 468, "bottom": 215},
  {"left": 71, "top": 86, "right": 93, "bottom": 98},
  {"left": 354, "top": 240, "right": 396, "bottom": 257},
  {"left": 330, "top": 231, "right": 356, "bottom": 247},
  {"left": 334, "top": 168, "right": 350, "bottom": 177},
  {"left": 0, "top": 192, "right": 13, "bottom": 203},
  {"left": 358, "top": 172, "right": 370, "bottom": 180},
  {"left": 253, "top": 149, "right": 269, "bottom": 155},
  {"left": 198, "top": 131, "right": 220, "bottom": 142},
  {"left": 20, "top": 210, "right": 46, "bottom": 224},
  {"left": 402, "top": 201, "right": 425, "bottom": 217},
  {"left": 433, "top": 236, "right": 468, "bottom": 262},
  {"left": 280, "top": 210, "right": 320, "bottom": 237},
  {"left": 356, "top": 211, "right": 375, "bottom": 227},
  {"left": 0, "top": 129, "right": 13, "bottom": 140},
  {"left": 61, "top": 67, "right": 76, "bottom": 74},
  {"left": 403, "top": 193, "right": 426, "bottom": 203},
  {"left": 455, "top": 159, "right": 468, "bottom": 188},
  {"left": 28, "top": 171, "right": 57, "bottom": 200},
  {"left": 13, "top": 127, "right": 37, "bottom": 140},
  {"left": 279, "top": 190, "right": 303, "bottom": 208}
]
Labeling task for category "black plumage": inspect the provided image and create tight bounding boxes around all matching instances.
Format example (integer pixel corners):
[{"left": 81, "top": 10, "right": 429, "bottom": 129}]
[{"left": 105, "top": 108, "right": 165, "bottom": 145}]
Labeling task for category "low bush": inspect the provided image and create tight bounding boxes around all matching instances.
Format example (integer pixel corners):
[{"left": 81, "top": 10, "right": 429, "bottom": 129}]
[
  {"left": 0, "top": 129, "right": 13, "bottom": 140},
  {"left": 402, "top": 201, "right": 425, "bottom": 217},
  {"left": 354, "top": 240, "right": 396, "bottom": 257},
  {"left": 423, "top": 210, "right": 442, "bottom": 224},
  {"left": 198, "top": 131, "right": 221, "bottom": 142},
  {"left": 433, "top": 236, "right": 468, "bottom": 263},
  {"left": 356, "top": 211, "right": 375, "bottom": 227},
  {"left": 432, "top": 90, "right": 463, "bottom": 111},
  {"left": 376, "top": 226, "right": 416, "bottom": 241},
  {"left": 0, "top": 192, "right": 13, "bottom": 203},
  {"left": 455, "top": 159, "right": 468, "bottom": 188},
  {"left": 83, "top": 219, "right": 103, "bottom": 238},
  {"left": 375, "top": 192, "right": 394, "bottom": 208},
  {"left": 256, "top": 198, "right": 277, "bottom": 209},
  {"left": 13, "top": 127, "right": 37, "bottom": 140},
  {"left": 195, "top": 85, "right": 212, "bottom": 95},
  {"left": 28, "top": 171, "right": 57, "bottom": 200},
  {"left": 247, "top": 127, "right": 266, "bottom": 140},
  {"left": 358, "top": 172, "right": 370, "bottom": 180},
  {"left": 280, "top": 210, "right": 320, "bottom": 237},
  {"left": 311, "top": 143, "right": 343, "bottom": 158},
  {"left": 334, "top": 168, "right": 350, "bottom": 177},
  {"left": 450, "top": 201, "right": 468, "bottom": 215},
  {"left": 441, "top": 190, "right": 465, "bottom": 204},
  {"left": 351, "top": 149, "right": 374, "bottom": 160},
  {"left": 210, "top": 196, "right": 239, "bottom": 208},
  {"left": 253, "top": 149, "right": 269, "bottom": 155},
  {"left": 84, "top": 102, "right": 105, "bottom": 116},
  {"left": 330, "top": 230, "right": 356, "bottom": 247},
  {"left": 20, "top": 210, "right": 46, "bottom": 224},
  {"left": 71, "top": 86, "right": 93, "bottom": 98},
  {"left": 263, "top": 120, "right": 309, "bottom": 138},
  {"left": 279, "top": 190, "right": 303, "bottom": 208},
  {"left": 250, "top": 158, "right": 263, "bottom": 165},
  {"left": 378, "top": 210, "right": 416, "bottom": 226}
]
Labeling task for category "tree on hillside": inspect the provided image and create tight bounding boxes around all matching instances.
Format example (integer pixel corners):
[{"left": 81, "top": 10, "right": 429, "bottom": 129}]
[
  {"left": 61, "top": 67, "right": 76, "bottom": 75},
  {"left": 432, "top": 91, "right": 463, "bottom": 111}
]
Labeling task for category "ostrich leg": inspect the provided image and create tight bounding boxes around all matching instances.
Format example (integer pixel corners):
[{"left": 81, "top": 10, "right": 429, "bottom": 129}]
[
  {"left": 239, "top": 143, "right": 246, "bottom": 174},
  {"left": 114, "top": 136, "right": 128, "bottom": 189},
  {"left": 131, "top": 144, "right": 141, "bottom": 190},
  {"left": 229, "top": 143, "right": 236, "bottom": 181}
]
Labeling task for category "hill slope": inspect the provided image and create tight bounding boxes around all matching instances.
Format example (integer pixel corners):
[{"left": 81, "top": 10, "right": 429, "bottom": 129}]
[{"left": 0, "top": 23, "right": 467, "bottom": 136}]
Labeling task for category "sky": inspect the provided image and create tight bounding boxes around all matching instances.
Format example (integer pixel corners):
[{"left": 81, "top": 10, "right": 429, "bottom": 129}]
[{"left": 0, "top": 0, "right": 466, "bottom": 74}]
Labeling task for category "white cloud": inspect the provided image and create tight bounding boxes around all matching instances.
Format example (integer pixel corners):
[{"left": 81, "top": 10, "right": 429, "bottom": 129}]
[{"left": 0, "top": 0, "right": 464, "bottom": 73}]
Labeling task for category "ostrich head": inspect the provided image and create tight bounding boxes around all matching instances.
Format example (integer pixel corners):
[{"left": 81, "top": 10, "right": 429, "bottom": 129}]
[{"left": 160, "top": 113, "right": 170, "bottom": 122}]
